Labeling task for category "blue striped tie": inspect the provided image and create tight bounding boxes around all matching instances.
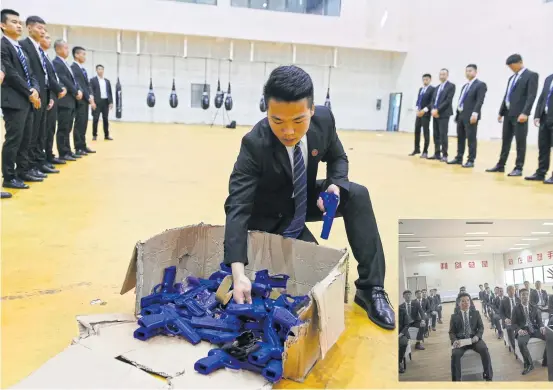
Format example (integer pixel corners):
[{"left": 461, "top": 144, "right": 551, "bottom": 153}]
[
  {"left": 38, "top": 47, "right": 49, "bottom": 83},
  {"left": 15, "top": 45, "right": 32, "bottom": 87},
  {"left": 282, "top": 144, "right": 307, "bottom": 238},
  {"left": 81, "top": 66, "right": 88, "bottom": 80}
]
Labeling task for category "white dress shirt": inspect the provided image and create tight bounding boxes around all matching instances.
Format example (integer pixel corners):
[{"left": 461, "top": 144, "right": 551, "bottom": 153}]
[
  {"left": 57, "top": 56, "right": 74, "bottom": 76},
  {"left": 97, "top": 77, "right": 108, "bottom": 99},
  {"left": 505, "top": 68, "right": 527, "bottom": 107},
  {"left": 458, "top": 78, "right": 479, "bottom": 117},
  {"left": 27, "top": 37, "right": 48, "bottom": 83}
]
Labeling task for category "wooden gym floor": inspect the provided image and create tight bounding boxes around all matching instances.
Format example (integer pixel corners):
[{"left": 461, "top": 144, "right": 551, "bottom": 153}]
[
  {"left": 1, "top": 121, "right": 552, "bottom": 389},
  {"left": 400, "top": 302, "right": 548, "bottom": 382}
]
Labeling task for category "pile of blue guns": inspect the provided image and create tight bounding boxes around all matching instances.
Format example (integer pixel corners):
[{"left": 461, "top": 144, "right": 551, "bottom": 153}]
[{"left": 133, "top": 264, "right": 310, "bottom": 383}]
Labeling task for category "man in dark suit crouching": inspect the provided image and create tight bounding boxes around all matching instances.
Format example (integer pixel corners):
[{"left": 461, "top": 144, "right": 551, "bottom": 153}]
[
  {"left": 449, "top": 293, "right": 493, "bottom": 381},
  {"left": 223, "top": 65, "right": 394, "bottom": 330}
]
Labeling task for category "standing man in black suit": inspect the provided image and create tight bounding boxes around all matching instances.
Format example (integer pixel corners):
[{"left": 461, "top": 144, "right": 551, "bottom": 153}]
[
  {"left": 512, "top": 288, "right": 548, "bottom": 374},
  {"left": 449, "top": 293, "right": 493, "bottom": 381},
  {"left": 70, "top": 46, "right": 95, "bottom": 155},
  {"left": 40, "top": 30, "right": 66, "bottom": 166},
  {"left": 399, "top": 290, "right": 426, "bottom": 350},
  {"left": 500, "top": 285, "right": 520, "bottom": 352},
  {"left": 526, "top": 72, "right": 553, "bottom": 183},
  {"left": 19, "top": 16, "right": 60, "bottom": 178},
  {"left": 223, "top": 66, "right": 394, "bottom": 330},
  {"left": 429, "top": 68, "right": 456, "bottom": 162},
  {"left": 1, "top": 8, "right": 42, "bottom": 191},
  {"left": 90, "top": 64, "right": 114, "bottom": 141},
  {"left": 52, "top": 39, "right": 82, "bottom": 162},
  {"left": 487, "top": 54, "right": 539, "bottom": 176},
  {"left": 409, "top": 73, "right": 434, "bottom": 158},
  {"left": 448, "top": 64, "right": 487, "bottom": 168}
]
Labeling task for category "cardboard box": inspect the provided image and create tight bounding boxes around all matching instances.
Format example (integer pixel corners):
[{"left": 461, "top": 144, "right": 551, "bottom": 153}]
[{"left": 12, "top": 224, "right": 349, "bottom": 389}]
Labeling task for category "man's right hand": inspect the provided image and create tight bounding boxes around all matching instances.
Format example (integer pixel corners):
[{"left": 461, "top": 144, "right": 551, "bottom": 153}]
[
  {"left": 518, "top": 329, "right": 528, "bottom": 336},
  {"left": 76, "top": 90, "right": 83, "bottom": 100},
  {"left": 497, "top": 115, "right": 503, "bottom": 123},
  {"left": 29, "top": 88, "right": 39, "bottom": 101},
  {"left": 452, "top": 340, "right": 461, "bottom": 349},
  {"left": 231, "top": 263, "right": 252, "bottom": 304},
  {"left": 58, "top": 87, "right": 67, "bottom": 99},
  {"left": 505, "top": 318, "right": 511, "bottom": 325},
  {"left": 534, "top": 118, "right": 540, "bottom": 127}
]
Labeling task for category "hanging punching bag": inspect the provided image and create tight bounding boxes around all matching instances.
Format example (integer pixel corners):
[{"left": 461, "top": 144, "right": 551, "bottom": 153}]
[
  {"left": 169, "top": 79, "right": 178, "bottom": 108},
  {"left": 115, "top": 77, "right": 122, "bottom": 119},
  {"left": 147, "top": 78, "right": 156, "bottom": 108},
  {"left": 201, "top": 83, "right": 210, "bottom": 110},
  {"left": 214, "top": 80, "right": 224, "bottom": 109},
  {"left": 324, "top": 88, "right": 332, "bottom": 111},
  {"left": 224, "top": 82, "right": 233, "bottom": 111},
  {"left": 259, "top": 95, "right": 267, "bottom": 113}
]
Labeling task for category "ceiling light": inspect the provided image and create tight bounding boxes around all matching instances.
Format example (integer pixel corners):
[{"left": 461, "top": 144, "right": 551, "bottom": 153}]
[
  {"left": 507, "top": 248, "right": 519, "bottom": 251},
  {"left": 464, "top": 252, "right": 478, "bottom": 255},
  {"left": 531, "top": 231, "right": 551, "bottom": 235},
  {"left": 465, "top": 232, "right": 488, "bottom": 235},
  {"left": 514, "top": 244, "right": 529, "bottom": 247},
  {"left": 418, "top": 254, "right": 434, "bottom": 257},
  {"left": 466, "top": 244, "right": 481, "bottom": 247},
  {"left": 406, "top": 246, "right": 426, "bottom": 249},
  {"left": 399, "top": 233, "right": 414, "bottom": 236},
  {"left": 522, "top": 238, "right": 539, "bottom": 241},
  {"left": 543, "top": 222, "right": 553, "bottom": 226}
]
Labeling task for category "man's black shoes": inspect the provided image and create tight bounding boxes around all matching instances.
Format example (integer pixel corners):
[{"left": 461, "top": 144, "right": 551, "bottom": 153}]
[{"left": 354, "top": 287, "right": 395, "bottom": 330}]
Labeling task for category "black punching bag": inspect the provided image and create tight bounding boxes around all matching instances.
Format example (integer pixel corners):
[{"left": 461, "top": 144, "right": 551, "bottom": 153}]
[
  {"left": 214, "top": 80, "right": 224, "bottom": 109},
  {"left": 201, "top": 83, "right": 210, "bottom": 110},
  {"left": 115, "top": 77, "right": 122, "bottom": 119},
  {"left": 146, "top": 78, "right": 156, "bottom": 108},
  {"left": 259, "top": 95, "right": 267, "bottom": 112},
  {"left": 324, "top": 88, "right": 332, "bottom": 111},
  {"left": 224, "top": 82, "right": 233, "bottom": 111},
  {"left": 169, "top": 79, "right": 178, "bottom": 108}
]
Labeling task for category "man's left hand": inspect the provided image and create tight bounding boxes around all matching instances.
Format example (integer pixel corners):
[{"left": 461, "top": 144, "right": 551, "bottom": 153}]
[
  {"left": 109, "top": 103, "right": 113, "bottom": 110},
  {"left": 47, "top": 99, "right": 54, "bottom": 111},
  {"left": 470, "top": 114, "right": 478, "bottom": 124},
  {"left": 541, "top": 327, "right": 546, "bottom": 336},
  {"left": 471, "top": 336, "right": 479, "bottom": 343},
  {"left": 517, "top": 114, "right": 528, "bottom": 123},
  {"left": 317, "top": 184, "right": 340, "bottom": 214}
]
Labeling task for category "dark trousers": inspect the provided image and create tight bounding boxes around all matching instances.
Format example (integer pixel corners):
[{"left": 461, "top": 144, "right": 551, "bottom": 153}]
[
  {"left": 45, "top": 103, "right": 58, "bottom": 161},
  {"left": 456, "top": 119, "right": 478, "bottom": 162},
  {"left": 503, "top": 321, "right": 516, "bottom": 350},
  {"left": 430, "top": 312, "right": 437, "bottom": 328},
  {"left": 481, "top": 302, "right": 487, "bottom": 316},
  {"left": 92, "top": 98, "right": 110, "bottom": 137},
  {"left": 517, "top": 331, "right": 547, "bottom": 366},
  {"left": 300, "top": 181, "right": 385, "bottom": 289},
  {"left": 413, "top": 115, "right": 430, "bottom": 153},
  {"left": 492, "top": 314, "right": 503, "bottom": 334},
  {"left": 2, "top": 105, "right": 33, "bottom": 180},
  {"left": 451, "top": 340, "right": 493, "bottom": 381},
  {"left": 536, "top": 117, "right": 553, "bottom": 176},
  {"left": 498, "top": 116, "right": 528, "bottom": 169},
  {"left": 436, "top": 305, "right": 442, "bottom": 320},
  {"left": 433, "top": 117, "right": 450, "bottom": 157},
  {"left": 399, "top": 334, "right": 409, "bottom": 364},
  {"left": 57, "top": 107, "right": 75, "bottom": 157},
  {"left": 73, "top": 101, "right": 89, "bottom": 151},
  {"left": 28, "top": 95, "right": 48, "bottom": 169},
  {"left": 409, "top": 320, "right": 425, "bottom": 341}
]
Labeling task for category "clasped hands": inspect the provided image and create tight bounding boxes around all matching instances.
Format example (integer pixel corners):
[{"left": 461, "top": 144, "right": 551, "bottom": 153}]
[
  {"left": 452, "top": 336, "right": 479, "bottom": 349},
  {"left": 29, "top": 88, "right": 41, "bottom": 109}
]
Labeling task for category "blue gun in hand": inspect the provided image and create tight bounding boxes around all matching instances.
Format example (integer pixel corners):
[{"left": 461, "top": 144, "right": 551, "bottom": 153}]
[{"left": 319, "top": 191, "right": 339, "bottom": 239}]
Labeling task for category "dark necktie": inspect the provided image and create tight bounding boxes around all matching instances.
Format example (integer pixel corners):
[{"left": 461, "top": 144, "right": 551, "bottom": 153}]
[
  {"left": 434, "top": 83, "right": 445, "bottom": 108},
  {"left": 525, "top": 306, "right": 534, "bottom": 333},
  {"left": 15, "top": 45, "right": 32, "bottom": 87},
  {"left": 406, "top": 303, "right": 412, "bottom": 322},
  {"left": 416, "top": 88, "right": 424, "bottom": 108},
  {"left": 282, "top": 144, "right": 307, "bottom": 238},
  {"left": 38, "top": 47, "right": 49, "bottom": 83},
  {"left": 506, "top": 73, "right": 519, "bottom": 105},
  {"left": 459, "top": 83, "right": 471, "bottom": 108},
  {"left": 463, "top": 311, "right": 470, "bottom": 338},
  {"left": 81, "top": 66, "right": 88, "bottom": 80},
  {"left": 511, "top": 298, "right": 514, "bottom": 316},
  {"left": 546, "top": 82, "right": 553, "bottom": 114}
]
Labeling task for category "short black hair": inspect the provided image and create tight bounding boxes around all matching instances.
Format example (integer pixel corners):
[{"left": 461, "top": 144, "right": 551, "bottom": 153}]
[
  {"left": 524, "top": 280, "right": 529, "bottom": 284},
  {"left": 1, "top": 8, "right": 19, "bottom": 24},
  {"left": 414, "top": 290, "right": 421, "bottom": 294},
  {"left": 440, "top": 68, "right": 449, "bottom": 74},
  {"left": 506, "top": 54, "right": 522, "bottom": 65},
  {"left": 479, "top": 284, "right": 483, "bottom": 288},
  {"left": 421, "top": 289, "right": 427, "bottom": 292},
  {"left": 54, "top": 39, "right": 66, "bottom": 50},
  {"left": 72, "top": 46, "right": 86, "bottom": 57},
  {"left": 25, "top": 15, "right": 45, "bottom": 26},
  {"left": 458, "top": 292, "right": 471, "bottom": 300},
  {"left": 263, "top": 65, "right": 314, "bottom": 107},
  {"left": 422, "top": 73, "right": 431, "bottom": 79},
  {"left": 402, "top": 290, "right": 412, "bottom": 296},
  {"left": 96, "top": 64, "right": 104, "bottom": 70},
  {"left": 460, "top": 286, "right": 466, "bottom": 290},
  {"left": 466, "top": 64, "right": 477, "bottom": 70},
  {"left": 519, "top": 288, "right": 529, "bottom": 294}
]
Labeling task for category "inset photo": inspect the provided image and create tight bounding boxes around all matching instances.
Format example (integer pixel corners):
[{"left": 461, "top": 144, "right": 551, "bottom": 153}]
[{"left": 398, "top": 219, "right": 553, "bottom": 382}]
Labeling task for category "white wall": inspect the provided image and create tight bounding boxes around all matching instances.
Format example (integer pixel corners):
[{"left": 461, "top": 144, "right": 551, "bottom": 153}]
[
  {"left": 396, "top": 0, "right": 553, "bottom": 143},
  {"left": 403, "top": 254, "right": 504, "bottom": 299},
  {"left": 503, "top": 242, "right": 553, "bottom": 289}
]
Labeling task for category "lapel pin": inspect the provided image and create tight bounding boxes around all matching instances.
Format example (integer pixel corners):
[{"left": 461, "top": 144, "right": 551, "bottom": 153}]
[{"left": 311, "top": 149, "right": 318, "bottom": 157}]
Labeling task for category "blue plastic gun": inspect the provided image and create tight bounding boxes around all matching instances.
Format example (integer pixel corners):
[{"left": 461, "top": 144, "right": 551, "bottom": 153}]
[{"left": 319, "top": 191, "right": 339, "bottom": 239}]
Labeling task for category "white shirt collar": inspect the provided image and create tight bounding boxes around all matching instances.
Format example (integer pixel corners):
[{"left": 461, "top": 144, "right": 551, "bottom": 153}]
[
  {"left": 28, "top": 36, "right": 40, "bottom": 50},
  {"left": 4, "top": 35, "right": 20, "bottom": 47}
]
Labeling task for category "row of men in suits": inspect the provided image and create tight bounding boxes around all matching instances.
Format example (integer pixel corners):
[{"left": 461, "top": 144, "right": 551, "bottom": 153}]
[
  {"left": 398, "top": 288, "right": 443, "bottom": 373},
  {"left": 410, "top": 55, "right": 553, "bottom": 184},
  {"left": 1, "top": 9, "right": 114, "bottom": 199}
]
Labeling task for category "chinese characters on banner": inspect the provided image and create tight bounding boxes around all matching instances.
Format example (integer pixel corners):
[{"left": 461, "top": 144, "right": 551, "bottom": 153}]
[
  {"left": 506, "top": 249, "right": 553, "bottom": 266},
  {"left": 527, "top": 255, "right": 533, "bottom": 263},
  {"left": 469, "top": 261, "right": 475, "bottom": 268},
  {"left": 440, "top": 262, "right": 448, "bottom": 270},
  {"left": 508, "top": 258, "right": 514, "bottom": 265},
  {"left": 518, "top": 257, "right": 523, "bottom": 264},
  {"left": 455, "top": 262, "right": 462, "bottom": 269},
  {"left": 482, "top": 261, "right": 488, "bottom": 268},
  {"left": 538, "top": 253, "right": 543, "bottom": 261}
]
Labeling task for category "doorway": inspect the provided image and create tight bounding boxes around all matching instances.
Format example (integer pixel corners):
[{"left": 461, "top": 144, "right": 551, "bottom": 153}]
[
  {"left": 387, "top": 92, "right": 403, "bottom": 132},
  {"left": 406, "top": 276, "right": 427, "bottom": 292}
]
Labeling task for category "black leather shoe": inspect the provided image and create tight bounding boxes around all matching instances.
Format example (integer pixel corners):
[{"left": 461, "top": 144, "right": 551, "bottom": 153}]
[
  {"left": 3, "top": 178, "right": 29, "bottom": 189},
  {"left": 20, "top": 173, "right": 43, "bottom": 182},
  {"left": 39, "top": 165, "right": 59, "bottom": 174},
  {"left": 545, "top": 176, "right": 553, "bottom": 184},
  {"left": 486, "top": 165, "right": 505, "bottom": 173},
  {"left": 84, "top": 147, "right": 96, "bottom": 153},
  {"left": 415, "top": 343, "right": 425, "bottom": 350},
  {"left": 427, "top": 155, "right": 440, "bottom": 160},
  {"left": 71, "top": 153, "right": 82, "bottom": 159},
  {"left": 420, "top": 153, "right": 428, "bottom": 158},
  {"left": 399, "top": 364, "right": 405, "bottom": 374},
  {"left": 51, "top": 157, "right": 66, "bottom": 164},
  {"left": 31, "top": 169, "right": 47, "bottom": 178},
  {"left": 525, "top": 173, "right": 544, "bottom": 181},
  {"left": 440, "top": 157, "right": 448, "bottom": 162},
  {"left": 1, "top": 191, "right": 12, "bottom": 198},
  {"left": 63, "top": 154, "right": 77, "bottom": 161},
  {"left": 408, "top": 151, "right": 420, "bottom": 156},
  {"left": 463, "top": 161, "right": 475, "bottom": 168},
  {"left": 447, "top": 158, "right": 462, "bottom": 165},
  {"left": 508, "top": 168, "right": 523, "bottom": 177},
  {"left": 92, "top": 135, "right": 97, "bottom": 141},
  {"left": 354, "top": 287, "right": 395, "bottom": 330},
  {"left": 105, "top": 136, "right": 113, "bottom": 140},
  {"left": 522, "top": 364, "right": 534, "bottom": 375},
  {"left": 76, "top": 150, "right": 88, "bottom": 156}
]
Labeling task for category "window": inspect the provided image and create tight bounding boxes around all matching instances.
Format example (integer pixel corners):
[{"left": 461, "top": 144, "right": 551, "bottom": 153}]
[
  {"left": 231, "top": 0, "right": 341, "bottom": 16},
  {"left": 533, "top": 266, "right": 544, "bottom": 283},
  {"left": 505, "top": 270, "right": 514, "bottom": 286},
  {"left": 190, "top": 84, "right": 211, "bottom": 108},
  {"left": 174, "top": 0, "right": 217, "bottom": 5},
  {"left": 523, "top": 267, "right": 534, "bottom": 284},
  {"left": 513, "top": 269, "right": 523, "bottom": 284}
]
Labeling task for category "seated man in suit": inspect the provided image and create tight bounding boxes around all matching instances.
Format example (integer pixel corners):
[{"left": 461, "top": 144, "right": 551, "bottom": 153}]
[
  {"left": 449, "top": 293, "right": 493, "bottom": 381},
  {"left": 223, "top": 65, "right": 394, "bottom": 329},
  {"left": 398, "top": 290, "right": 426, "bottom": 350},
  {"left": 530, "top": 280, "right": 548, "bottom": 309},
  {"left": 512, "top": 288, "right": 548, "bottom": 374},
  {"left": 429, "top": 288, "right": 443, "bottom": 324},
  {"left": 491, "top": 287, "right": 504, "bottom": 339},
  {"left": 422, "top": 288, "right": 437, "bottom": 331},
  {"left": 398, "top": 298, "right": 411, "bottom": 374},
  {"left": 414, "top": 289, "right": 429, "bottom": 336},
  {"left": 500, "top": 285, "right": 520, "bottom": 352}
]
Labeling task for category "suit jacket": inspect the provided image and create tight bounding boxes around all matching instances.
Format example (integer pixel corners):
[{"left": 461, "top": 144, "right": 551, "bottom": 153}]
[
  {"left": 19, "top": 37, "right": 49, "bottom": 102},
  {"left": 224, "top": 106, "right": 349, "bottom": 264},
  {"left": 530, "top": 289, "right": 548, "bottom": 306},
  {"left": 53, "top": 56, "right": 79, "bottom": 109},
  {"left": 492, "top": 295, "right": 503, "bottom": 312},
  {"left": 398, "top": 304, "right": 411, "bottom": 337},
  {"left": 511, "top": 303, "right": 543, "bottom": 335},
  {"left": 416, "top": 85, "right": 435, "bottom": 116},
  {"left": 42, "top": 52, "right": 63, "bottom": 103},
  {"left": 432, "top": 294, "right": 442, "bottom": 306},
  {"left": 71, "top": 62, "right": 91, "bottom": 103},
  {"left": 399, "top": 300, "right": 425, "bottom": 324},
  {"left": 421, "top": 298, "right": 432, "bottom": 313},
  {"left": 1, "top": 36, "right": 38, "bottom": 110},
  {"left": 89, "top": 76, "right": 113, "bottom": 105},
  {"left": 432, "top": 81, "right": 456, "bottom": 117},
  {"left": 499, "top": 69, "right": 539, "bottom": 117},
  {"left": 499, "top": 295, "right": 520, "bottom": 320},
  {"left": 449, "top": 308, "right": 484, "bottom": 343},
  {"left": 534, "top": 74, "right": 553, "bottom": 121},
  {"left": 478, "top": 290, "right": 486, "bottom": 302},
  {"left": 454, "top": 79, "right": 487, "bottom": 122}
]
